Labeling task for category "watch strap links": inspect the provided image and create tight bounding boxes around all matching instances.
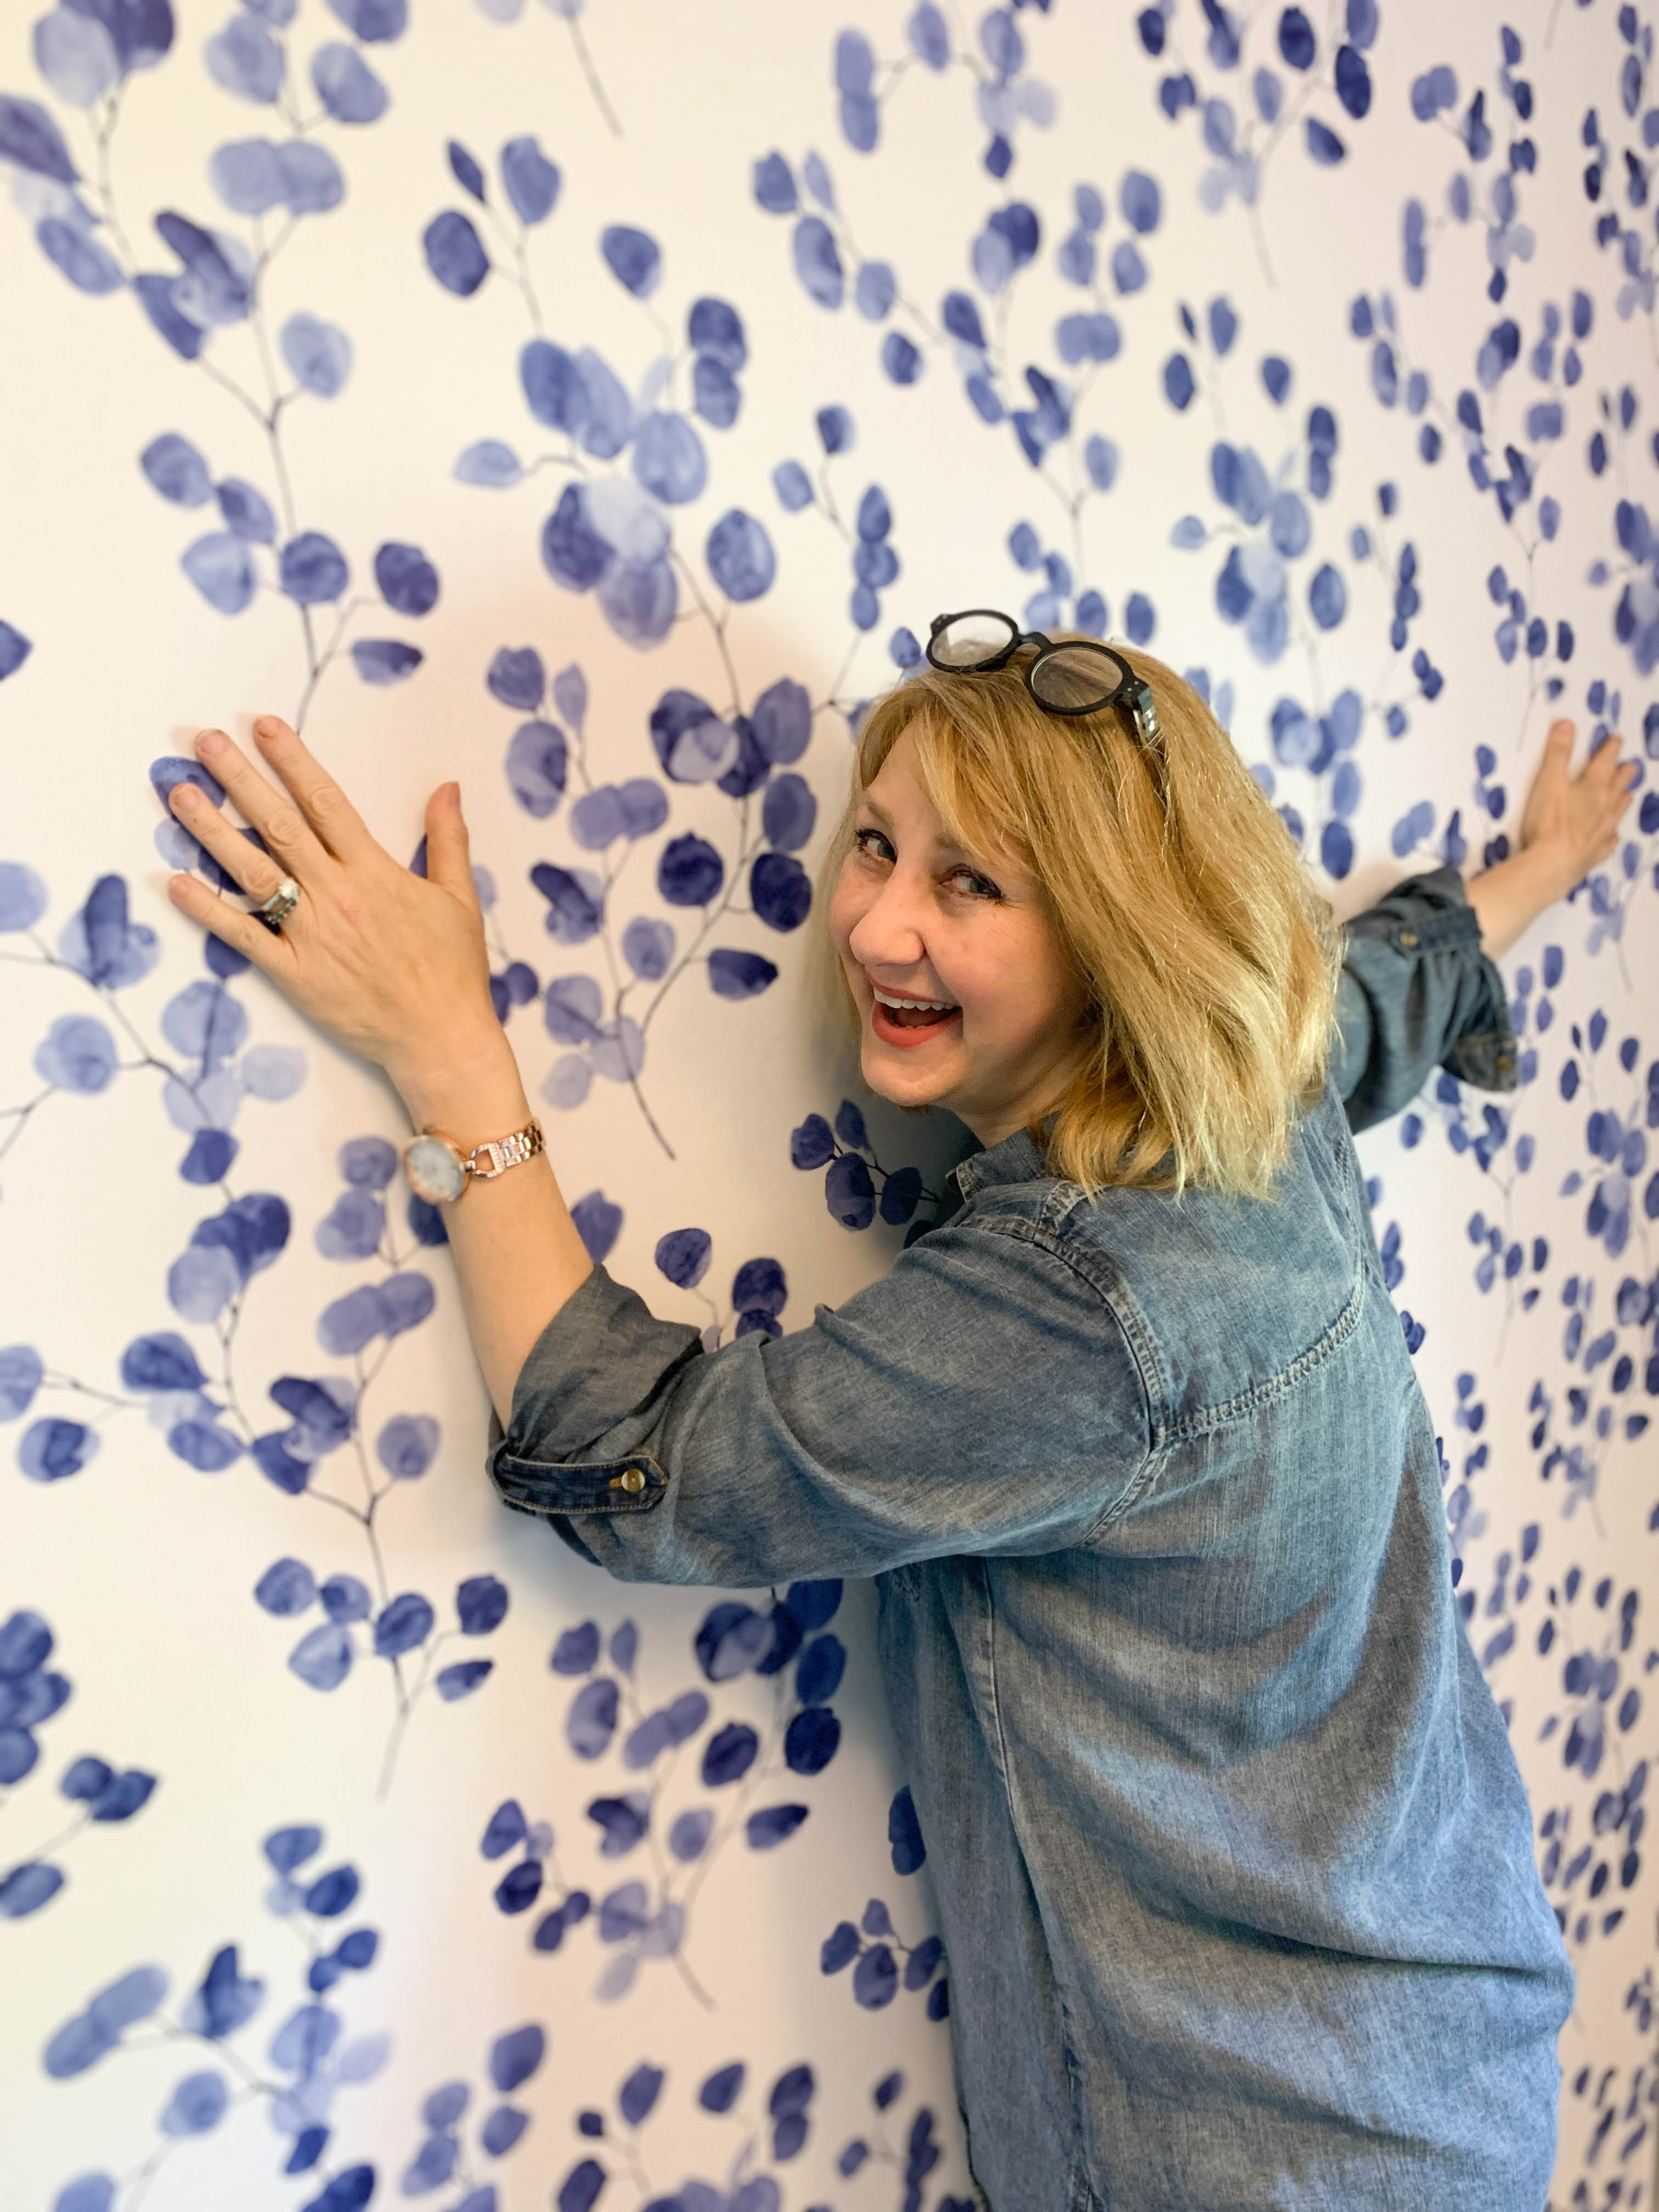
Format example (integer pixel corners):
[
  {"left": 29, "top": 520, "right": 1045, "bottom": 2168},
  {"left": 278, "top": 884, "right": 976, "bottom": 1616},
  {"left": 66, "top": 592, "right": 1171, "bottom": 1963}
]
[{"left": 462, "top": 1120, "right": 544, "bottom": 1181}]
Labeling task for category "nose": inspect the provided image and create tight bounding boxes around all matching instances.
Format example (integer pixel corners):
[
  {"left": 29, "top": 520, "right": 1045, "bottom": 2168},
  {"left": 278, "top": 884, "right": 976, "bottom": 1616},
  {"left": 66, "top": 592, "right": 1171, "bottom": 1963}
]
[{"left": 846, "top": 864, "right": 929, "bottom": 977}]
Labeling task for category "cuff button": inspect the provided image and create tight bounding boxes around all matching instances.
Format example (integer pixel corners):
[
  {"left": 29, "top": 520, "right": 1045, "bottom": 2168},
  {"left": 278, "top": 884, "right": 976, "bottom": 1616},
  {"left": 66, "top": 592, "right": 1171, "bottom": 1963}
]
[
  {"left": 1398, "top": 929, "right": 1420, "bottom": 949},
  {"left": 610, "top": 1466, "right": 647, "bottom": 1494}
]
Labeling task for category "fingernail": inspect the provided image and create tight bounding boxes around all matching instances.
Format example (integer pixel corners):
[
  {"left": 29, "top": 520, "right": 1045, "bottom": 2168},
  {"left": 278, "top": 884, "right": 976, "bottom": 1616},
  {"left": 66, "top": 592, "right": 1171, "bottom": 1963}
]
[
  {"left": 255, "top": 715, "right": 283, "bottom": 738},
  {"left": 196, "top": 728, "right": 225, "bottom": 757},
  {"left": 168, "top": 874, "right": 191, "bottom": 903}
]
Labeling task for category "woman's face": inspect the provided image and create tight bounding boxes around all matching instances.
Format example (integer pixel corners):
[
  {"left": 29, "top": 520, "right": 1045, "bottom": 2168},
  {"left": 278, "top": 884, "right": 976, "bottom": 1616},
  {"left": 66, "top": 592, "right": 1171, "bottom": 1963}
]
[{"left": 828, "top": 727, "right": 1092, "bottom": 1146}]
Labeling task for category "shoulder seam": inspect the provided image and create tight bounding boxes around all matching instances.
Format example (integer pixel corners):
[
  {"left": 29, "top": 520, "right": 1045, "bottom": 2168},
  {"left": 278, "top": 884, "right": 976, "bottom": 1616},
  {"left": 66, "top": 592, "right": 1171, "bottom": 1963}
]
[{"left": 974, "top": 1214, "right": 1161, "bottom": 1538}]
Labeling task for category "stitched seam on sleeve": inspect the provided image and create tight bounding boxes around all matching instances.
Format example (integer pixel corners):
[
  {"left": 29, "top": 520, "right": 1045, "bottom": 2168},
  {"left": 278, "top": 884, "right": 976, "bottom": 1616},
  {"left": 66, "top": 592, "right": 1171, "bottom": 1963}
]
[{"left": 973, "top": 1213, "right": 1158, "bottom": 1538}]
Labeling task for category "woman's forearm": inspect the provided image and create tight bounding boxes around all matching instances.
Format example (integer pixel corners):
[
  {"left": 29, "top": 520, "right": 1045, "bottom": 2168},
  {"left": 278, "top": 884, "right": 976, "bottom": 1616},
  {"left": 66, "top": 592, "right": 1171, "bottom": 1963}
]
[
  {"left": 1462, "top": 841, "right": 1576, "bottom": 962},
  {"left": 390, "top": 1025, "right": 592, "bottom": 1427}
]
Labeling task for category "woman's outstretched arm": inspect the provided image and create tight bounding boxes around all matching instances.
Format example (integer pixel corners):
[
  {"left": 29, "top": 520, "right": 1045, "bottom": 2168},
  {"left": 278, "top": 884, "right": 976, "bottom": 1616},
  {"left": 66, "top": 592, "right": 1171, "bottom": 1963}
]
[
  {"left": 1333, "top": 718, "right": 1639, "bottom": 1129},
  {"left": 162, "top": 715, "right": 590, "bottom": 1424}
]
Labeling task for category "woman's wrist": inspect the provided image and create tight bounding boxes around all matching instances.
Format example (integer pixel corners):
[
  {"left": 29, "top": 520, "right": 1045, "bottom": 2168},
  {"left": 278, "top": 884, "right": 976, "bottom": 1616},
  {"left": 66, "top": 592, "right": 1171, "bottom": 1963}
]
[
  {"left": 1464, "top": 838, "right": 1577, "bottom": 961},
  {"left": 387, "top": 1023, "right": 531, "bottom": 1138}
]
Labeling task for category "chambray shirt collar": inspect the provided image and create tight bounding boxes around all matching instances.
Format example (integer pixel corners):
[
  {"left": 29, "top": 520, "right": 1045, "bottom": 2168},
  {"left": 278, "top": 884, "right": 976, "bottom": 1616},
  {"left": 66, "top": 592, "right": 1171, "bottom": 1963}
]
[{"left": 932, "top": 1124, "right": 1049, "bottom": 1233}]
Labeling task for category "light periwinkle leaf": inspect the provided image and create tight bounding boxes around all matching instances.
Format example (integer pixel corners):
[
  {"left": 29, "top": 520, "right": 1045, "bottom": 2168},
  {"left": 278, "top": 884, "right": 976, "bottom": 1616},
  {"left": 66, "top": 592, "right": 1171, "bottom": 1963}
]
[
  {"left": 33, "top": 7, "right": 120, "bottom": 108},
  {"left": 455, "top": 439, "right": 522, "bottom": 487},
  {"left": 280, "top": 313, "right": 352, "bottom": 397},
  {"left": 181, "top": 534, "right": 257, "bottom": 616},
  {"left": 311, "top": 42, "right": 388, "bottom": 125}
]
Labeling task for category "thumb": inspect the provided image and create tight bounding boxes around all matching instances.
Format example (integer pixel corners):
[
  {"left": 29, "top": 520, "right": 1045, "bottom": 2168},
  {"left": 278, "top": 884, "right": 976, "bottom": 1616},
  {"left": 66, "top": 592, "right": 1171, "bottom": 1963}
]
[{"left": 424, "top": 781, "right": 476, "bottom": 903}]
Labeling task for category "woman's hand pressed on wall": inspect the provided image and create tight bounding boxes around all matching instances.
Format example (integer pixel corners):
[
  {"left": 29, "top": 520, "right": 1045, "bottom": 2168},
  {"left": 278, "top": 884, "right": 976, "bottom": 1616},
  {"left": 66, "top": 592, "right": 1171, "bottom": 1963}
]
[
  {"left": 166, "top": 716, "right": 507, "bottom": 1124},
  {"left": 163, "top": 715, "right": 594, "bottom": 1421},
  {"left": 1465, "top": 719, "right": 1641, "bottom": 959}
]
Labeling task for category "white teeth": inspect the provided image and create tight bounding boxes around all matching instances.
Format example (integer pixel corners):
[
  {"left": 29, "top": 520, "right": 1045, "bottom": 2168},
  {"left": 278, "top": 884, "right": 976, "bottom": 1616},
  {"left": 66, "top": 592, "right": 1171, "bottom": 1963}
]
[{"left": 872, "top": 988, "right": 958, "bottom": 1011}]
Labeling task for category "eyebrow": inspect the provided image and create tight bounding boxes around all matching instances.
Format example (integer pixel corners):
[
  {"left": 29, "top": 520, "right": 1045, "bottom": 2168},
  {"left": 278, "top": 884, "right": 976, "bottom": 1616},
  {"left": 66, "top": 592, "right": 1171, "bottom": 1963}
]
[{"left": 857, "top": 792, "right": 978, "bottom": 856}]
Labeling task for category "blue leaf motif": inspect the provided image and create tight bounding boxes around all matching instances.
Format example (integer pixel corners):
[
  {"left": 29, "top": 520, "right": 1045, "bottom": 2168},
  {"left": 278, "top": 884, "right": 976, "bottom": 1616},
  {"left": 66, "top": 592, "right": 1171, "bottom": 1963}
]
[
  {"left": 600, "top": 224, "right": 661, "bottom": 297},
  {"left": 793, "top": 217, "right": 844, "bottom": 308},
  {"left": 312, "top": 43, "right": 388, "bottom": 124},
  {"left": 279, "top": 533, "right": 349, "bottom": 605},
  {"left": 424, "top": 210, "right": 489, "bottom": 295},
  {"left": 501, "top": 134, "right": 560, "bottom": 223},
  {"left": 280, "top": 313, "right": 353, "bottom": 397},
  {"left": 0, "top": 95, "right": 79, "bottom": 182}
]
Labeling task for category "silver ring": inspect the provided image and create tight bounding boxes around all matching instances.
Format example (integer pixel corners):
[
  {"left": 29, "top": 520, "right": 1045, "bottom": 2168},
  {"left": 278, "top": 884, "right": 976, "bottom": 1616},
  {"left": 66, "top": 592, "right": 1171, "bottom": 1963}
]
[{"left": 256, "top": 876, "right": 301, "bottom": 933}]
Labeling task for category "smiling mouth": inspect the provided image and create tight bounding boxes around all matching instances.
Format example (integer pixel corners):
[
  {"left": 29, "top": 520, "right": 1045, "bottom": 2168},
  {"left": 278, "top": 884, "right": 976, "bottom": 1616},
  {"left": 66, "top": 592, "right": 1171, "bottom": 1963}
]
[{"left": 870, "top": 986, "right": 961, "bottom": 1038}]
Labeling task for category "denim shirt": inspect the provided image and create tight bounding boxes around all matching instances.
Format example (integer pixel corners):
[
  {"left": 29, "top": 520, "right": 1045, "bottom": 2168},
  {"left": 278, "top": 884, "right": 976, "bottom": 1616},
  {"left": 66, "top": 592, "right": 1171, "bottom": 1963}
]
[{"left": 488, "top": 871, "right": 1567, "bottom": 2212}]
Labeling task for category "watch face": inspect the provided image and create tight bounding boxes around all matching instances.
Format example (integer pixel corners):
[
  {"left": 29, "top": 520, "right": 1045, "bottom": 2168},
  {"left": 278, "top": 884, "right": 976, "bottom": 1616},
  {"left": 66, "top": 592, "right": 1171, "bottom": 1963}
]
[{"left": 404, "top": 1133, "right": 466, "bottom": 1205}]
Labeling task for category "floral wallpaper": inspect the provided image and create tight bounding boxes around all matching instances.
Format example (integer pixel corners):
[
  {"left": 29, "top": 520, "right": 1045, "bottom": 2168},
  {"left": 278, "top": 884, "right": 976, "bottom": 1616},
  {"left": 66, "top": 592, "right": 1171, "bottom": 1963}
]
[{"left": 0, "top": 1, "right": 1654, "bottom": 2207}]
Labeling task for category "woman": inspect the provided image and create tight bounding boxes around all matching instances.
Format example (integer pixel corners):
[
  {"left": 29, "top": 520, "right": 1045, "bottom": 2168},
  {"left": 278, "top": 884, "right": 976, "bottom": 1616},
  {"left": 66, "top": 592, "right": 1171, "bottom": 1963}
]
[{"left": 162, "top": 623, "right": 1636, "bottom": 2211}]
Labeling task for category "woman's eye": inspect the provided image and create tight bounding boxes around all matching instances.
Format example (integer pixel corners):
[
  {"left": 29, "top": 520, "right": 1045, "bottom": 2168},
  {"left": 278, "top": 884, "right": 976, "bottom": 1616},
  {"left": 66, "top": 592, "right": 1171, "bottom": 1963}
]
[
  {"left": 946, "top": 867, "right": 1000, "bottom": 900},
  {"left": 854, "top": 827, "right": 894, "bottom": 862}
]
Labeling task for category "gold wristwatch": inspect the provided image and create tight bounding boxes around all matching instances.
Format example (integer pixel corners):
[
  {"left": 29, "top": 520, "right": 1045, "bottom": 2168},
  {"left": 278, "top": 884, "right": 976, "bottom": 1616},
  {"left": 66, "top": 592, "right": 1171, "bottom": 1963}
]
[{"left": 402, "top": 1119, "right": 544, "bottom": 1205}]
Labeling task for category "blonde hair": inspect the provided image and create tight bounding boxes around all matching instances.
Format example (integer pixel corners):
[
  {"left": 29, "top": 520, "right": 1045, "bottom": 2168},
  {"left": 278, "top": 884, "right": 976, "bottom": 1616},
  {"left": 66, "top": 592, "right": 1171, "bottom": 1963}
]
[{"left": 818, "top": 639, "right": 1341, "bottom": 1200}]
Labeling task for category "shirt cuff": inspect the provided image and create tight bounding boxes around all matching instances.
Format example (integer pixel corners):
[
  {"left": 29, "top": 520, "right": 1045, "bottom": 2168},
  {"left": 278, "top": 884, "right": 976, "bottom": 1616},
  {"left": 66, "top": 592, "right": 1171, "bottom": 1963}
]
[
  {"left": 1336, "top": 865, "right": 1519, "bottom": 1128},
  {"left": 484, "top": 1263, "right": 702, "bottom": 1522}
]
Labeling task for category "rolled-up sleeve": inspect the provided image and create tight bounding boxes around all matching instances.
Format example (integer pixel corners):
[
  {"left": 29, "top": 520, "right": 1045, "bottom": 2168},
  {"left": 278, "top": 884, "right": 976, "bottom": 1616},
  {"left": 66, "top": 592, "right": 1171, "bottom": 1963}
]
[
  {"left": 1334, "top": 865, "right": 1518, "bottom": 1132},
  {"left": 487, "top": 1220, "right": 1149, "bottom": 1588}
]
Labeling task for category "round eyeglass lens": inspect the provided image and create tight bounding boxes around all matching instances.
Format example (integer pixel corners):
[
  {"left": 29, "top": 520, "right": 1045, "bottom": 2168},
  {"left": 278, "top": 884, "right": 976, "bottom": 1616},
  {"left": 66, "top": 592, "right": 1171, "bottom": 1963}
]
[
  {"left": 931, "top": 611, "right": 1018, "bottom": 668},
  {"left": 1029, "top": 642, "right": 1124, "bottom": 713}
]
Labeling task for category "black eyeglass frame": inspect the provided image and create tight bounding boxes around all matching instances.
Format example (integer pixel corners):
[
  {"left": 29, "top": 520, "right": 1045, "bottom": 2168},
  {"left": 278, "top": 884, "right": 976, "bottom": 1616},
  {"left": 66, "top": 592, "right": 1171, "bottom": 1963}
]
[{"left": 924, "top": 607, "right": 1163, "bottom": 746}]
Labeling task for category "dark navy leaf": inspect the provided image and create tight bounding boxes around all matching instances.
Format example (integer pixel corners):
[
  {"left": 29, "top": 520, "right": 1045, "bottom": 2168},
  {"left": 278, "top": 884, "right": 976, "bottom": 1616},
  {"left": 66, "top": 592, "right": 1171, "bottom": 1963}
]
[
  {"left": 785, "top": 1706, "right": 840, "bottom": 1774},
  {"left": 826, "top": 1152, "right": 876, "bottom": 1229},
  {"left": 853, "top": 1944, "right": 898, "bottom": 2007},
  {"left": 586, "top": 1792, "right": 648, "bottom": 1855},
  {"left": 732, "top": 1256, "right": 786, "bottom": 1314},
  {"left": 708, "top": 949, "right": 777, "bottom": 1000},
  {"left": 654, "top": 1227, "right": 712, "bottom": 1289},
  {"left": 457, "top": 1573, "right": 508, "bottom": 1634},
  {"left": 373, "top": 1592, "right": 433, "bottom": 1658},
  {"left": 797, "top": 1632, "right": 846, "bottom": 1704},
  {"left": 702, "top": 1721, "right": 759, "bottom": 1786},
  {"left": 0, "top": 624, "right": 32, "bottom": 684},
  {"left": 182, "top": 1945, "right": 263, "bottom": 2038},
  {"left": 888, "top": 1783, "right": 926, "bottom": 1872},
  {"left": 790, "top": 1114, "right": 835, "bottom": 1169},
  {"left": 551, "top": 1620, "right": 601, "bottom": 1674},
  {"left": 494, "top": 1859, "right": 543, "bottom": 1914},
  {"left": 447, "top": 139, "right": 486, "bottom": 201},
  {"left": 751, "top": 852, "right": 811, "bottom": 931},
  {"left": 424, "top": 210, "right": 489, "bottom": 295},
  {"left": 658, "top": 833, "right": 723, "bottom": 907}
]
